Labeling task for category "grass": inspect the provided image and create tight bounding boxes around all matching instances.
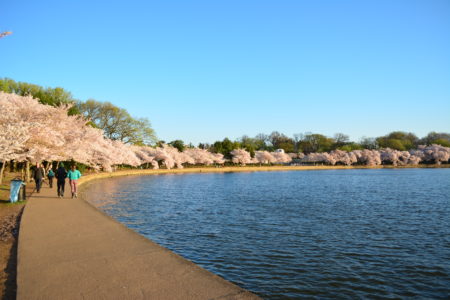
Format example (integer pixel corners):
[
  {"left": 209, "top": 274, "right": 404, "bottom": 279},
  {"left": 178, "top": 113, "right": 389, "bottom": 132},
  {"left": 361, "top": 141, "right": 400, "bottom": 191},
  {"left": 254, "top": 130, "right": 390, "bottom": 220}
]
[
  {"left": 0, "top": 172, "right": 28, "bottom": 206},
  {"left": 0, "top": 175, "right": 13, "bottom": 204},
  {"left": 0, "top": 172, "right": 26, "bottom": 300}
]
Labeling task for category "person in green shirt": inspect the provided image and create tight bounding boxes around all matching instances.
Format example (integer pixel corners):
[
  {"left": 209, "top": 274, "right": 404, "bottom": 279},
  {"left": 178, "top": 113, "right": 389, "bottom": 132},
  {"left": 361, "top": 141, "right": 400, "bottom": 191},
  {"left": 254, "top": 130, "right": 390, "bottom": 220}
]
[
  {"left": 47, "top": 168, "right": 55, "bottom": 188},
  {"left": 67, "top": 165, "right": 82, "bottom": 198}
]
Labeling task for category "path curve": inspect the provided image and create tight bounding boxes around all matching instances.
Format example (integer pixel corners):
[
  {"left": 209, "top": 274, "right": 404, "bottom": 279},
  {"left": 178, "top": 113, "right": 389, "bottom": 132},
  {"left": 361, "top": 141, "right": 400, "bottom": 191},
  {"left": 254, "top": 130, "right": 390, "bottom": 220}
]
[{"left": 17, "top": 174, "right": 260, "bottom": 300}]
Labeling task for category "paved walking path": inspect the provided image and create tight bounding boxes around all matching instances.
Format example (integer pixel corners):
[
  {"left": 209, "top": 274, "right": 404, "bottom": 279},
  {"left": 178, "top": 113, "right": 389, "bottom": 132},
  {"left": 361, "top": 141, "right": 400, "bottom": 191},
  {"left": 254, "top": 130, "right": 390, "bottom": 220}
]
[{"left": 17, "top": 182, "right": 260, "bottom": 300}]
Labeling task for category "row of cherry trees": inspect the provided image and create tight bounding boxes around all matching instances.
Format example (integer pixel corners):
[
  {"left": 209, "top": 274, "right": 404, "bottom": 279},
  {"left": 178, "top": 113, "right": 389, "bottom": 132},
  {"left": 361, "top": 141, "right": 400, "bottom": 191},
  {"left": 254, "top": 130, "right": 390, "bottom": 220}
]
[
  {"left": 297, "top": 146, "right": 449, "bottom": 166},
  {"left": 1, "top": 92, "right": 449, "bottom": 184},
  {"left": 227, "top": 146, "right": 449, "bottom": 166}
]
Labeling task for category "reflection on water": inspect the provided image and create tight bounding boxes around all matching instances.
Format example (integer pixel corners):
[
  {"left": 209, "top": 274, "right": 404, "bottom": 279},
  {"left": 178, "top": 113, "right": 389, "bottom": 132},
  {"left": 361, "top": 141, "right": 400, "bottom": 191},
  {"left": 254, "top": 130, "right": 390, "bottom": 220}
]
[{"left": 82, "top": 169, "right": 450, "bottom": 299}]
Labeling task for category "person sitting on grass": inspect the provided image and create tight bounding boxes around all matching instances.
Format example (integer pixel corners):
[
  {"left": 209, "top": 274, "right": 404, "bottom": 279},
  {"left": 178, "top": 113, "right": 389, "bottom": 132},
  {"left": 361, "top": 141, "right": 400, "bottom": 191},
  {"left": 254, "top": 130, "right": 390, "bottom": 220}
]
[{"left": 67, "top": 165, "right": 82, "bottom": 198}]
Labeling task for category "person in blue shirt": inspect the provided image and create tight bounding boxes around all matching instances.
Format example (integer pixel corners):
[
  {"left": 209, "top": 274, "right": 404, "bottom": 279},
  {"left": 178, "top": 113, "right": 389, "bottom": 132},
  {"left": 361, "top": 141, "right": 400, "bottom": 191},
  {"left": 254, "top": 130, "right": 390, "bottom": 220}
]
[{"left": 67, "top": 165, "right": 82, "bottom": 198}]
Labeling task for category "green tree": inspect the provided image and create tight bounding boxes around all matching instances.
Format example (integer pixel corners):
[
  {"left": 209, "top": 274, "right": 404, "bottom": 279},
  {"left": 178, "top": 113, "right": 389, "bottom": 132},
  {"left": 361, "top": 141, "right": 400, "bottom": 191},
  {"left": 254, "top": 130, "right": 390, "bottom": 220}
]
[
  {"left": 383, "top": 139, "right": 407, "bottom": 151},
  {"left": 338, "top": 143, "right": 363, "bottom": 152},
  {"left": 77, "top": 99, "right": 157, "bottom": 145},
  {"left": 268, "top": 131, "right": 295, "bottom": 152},
  {"left": 297, "top": 133, "right": 334, "bottom": 153},
  {"left": 420, "top": 132, "right": 450, "bottom": 146},
  {"left": 0, "top": 78, "right": 78, "bottom": 113},
  {"left": 169, "top": 140, "right": 186, "bottom": 152},
  {"left": 431, "top": 138, "right": 450, "bottom": 147},
  {"left": 332, "top": 133, "right": 350, "bottom": 149},
  {"left": 376, "top": 131, "right": 418, "bottom": 150},
  {"left": 359, "top": 137, "right": 378, "bottom": 149},
  {"left": 239, "top": 135, "right": 267, "bottom": 157},
  {"left": 254, "top": 133, "right": 270, "bottom": 150},
  {"left": 212, "top": 138, "right": 241, "bottom": 159},
  {"left": 198, "top": 143, "right": 210, "bottom": 150}
]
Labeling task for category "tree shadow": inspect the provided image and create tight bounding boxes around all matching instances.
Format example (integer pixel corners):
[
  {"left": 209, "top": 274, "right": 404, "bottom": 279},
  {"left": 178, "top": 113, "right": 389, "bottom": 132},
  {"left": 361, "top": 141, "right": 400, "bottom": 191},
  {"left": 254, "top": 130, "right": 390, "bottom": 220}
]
[
  {"left": 2, "top": 208, "right": 23, "bottom": 300},
  {"left": 0, "top": 185, "right": 10, "bottom": 204}
]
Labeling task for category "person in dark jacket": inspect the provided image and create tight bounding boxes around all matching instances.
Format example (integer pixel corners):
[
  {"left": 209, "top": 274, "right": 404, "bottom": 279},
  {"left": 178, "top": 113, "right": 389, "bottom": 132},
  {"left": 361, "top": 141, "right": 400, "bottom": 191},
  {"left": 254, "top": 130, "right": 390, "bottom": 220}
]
[
  {"left": 32, "top": 163, "right": 45, "bottom": 193},
  {"left": 55, "top": 163, "right": 68, "bottom": 198}
]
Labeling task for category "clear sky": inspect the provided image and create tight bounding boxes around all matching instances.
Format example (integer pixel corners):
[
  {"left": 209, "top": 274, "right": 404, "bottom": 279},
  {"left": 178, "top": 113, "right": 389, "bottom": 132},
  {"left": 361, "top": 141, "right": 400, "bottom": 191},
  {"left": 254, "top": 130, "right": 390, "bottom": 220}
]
[{"left": 1, "top": 0, "right": 449, "bottom": 145}]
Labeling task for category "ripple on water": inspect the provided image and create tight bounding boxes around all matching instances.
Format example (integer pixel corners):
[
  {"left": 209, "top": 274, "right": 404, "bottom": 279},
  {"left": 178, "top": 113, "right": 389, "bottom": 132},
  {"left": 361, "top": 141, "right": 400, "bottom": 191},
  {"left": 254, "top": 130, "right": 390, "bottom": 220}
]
[{"left": 83, "top": 169, "right": 450, "bottom": 299}]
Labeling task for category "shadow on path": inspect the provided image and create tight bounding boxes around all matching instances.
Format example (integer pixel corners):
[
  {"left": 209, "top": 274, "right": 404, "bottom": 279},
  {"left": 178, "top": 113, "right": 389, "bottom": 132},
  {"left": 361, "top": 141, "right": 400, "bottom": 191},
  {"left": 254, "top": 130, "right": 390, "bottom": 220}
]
[{"left": 2, "top": 208, "right": 23, "bottom": 300}]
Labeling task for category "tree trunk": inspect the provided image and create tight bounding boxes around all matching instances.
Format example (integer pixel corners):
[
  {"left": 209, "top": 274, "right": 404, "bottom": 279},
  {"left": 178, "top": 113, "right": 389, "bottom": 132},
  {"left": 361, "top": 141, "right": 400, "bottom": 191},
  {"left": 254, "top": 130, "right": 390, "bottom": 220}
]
[
  {"left": 26, "top": 161, "right": 31, "bottom": 183},
  {"left": 0, "top": 161, "right": 6, "bottom": 185},
  {"left": 46, "top": 161, "right": 52, "bottom": 172}
]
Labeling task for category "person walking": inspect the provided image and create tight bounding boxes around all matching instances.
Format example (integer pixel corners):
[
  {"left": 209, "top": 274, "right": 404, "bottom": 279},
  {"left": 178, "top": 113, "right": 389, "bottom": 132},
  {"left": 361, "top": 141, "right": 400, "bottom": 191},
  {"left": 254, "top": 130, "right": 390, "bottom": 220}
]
[
  {"left": 47, "top": 167, "right": 55, "bottom": 188},
  {"left": 32, "top": 163, "right": 45, "bottom": 193},
  {"left": 55, "top": 163, "right": 67, "bottom": 198},
  {"left": 67, "top": 165, "right": 82, "bottom": 198}
]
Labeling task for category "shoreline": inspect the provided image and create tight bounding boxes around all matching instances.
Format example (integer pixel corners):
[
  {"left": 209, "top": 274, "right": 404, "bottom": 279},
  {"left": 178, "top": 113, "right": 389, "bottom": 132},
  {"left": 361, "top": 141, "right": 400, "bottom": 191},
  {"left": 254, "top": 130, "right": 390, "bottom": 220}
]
[
  {"left": 11, "top": 164, "right": 448, "bottom": 299},
  {"left": 77, "top": 164, "right": 449, "bottom": 186},
  {"left": 17, "top": 172, "right": 261, "bottom": 299},
  {"left": 77, "top": 164, "right": 450, "bottom": 299}
]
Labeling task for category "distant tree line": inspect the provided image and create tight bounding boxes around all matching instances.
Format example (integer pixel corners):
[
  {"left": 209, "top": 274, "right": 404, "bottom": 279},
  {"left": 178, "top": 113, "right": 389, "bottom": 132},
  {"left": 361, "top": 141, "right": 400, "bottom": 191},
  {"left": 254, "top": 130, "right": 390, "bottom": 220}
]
[
  {"left": 2, "top": 80, "right": 450, "bottom": 185},
  {"left": 2, "top": 77, "right": 449, "bottom": 160},
  {"left": 188, "top": 131, "right": 450, "bottom": 159}
]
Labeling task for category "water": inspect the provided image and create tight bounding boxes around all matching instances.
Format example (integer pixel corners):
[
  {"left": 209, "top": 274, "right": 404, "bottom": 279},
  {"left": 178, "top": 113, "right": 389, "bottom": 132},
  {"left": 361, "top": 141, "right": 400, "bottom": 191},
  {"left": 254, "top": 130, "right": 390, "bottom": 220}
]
[{"left": 82, "top": 169, "right": 450, "bottom": 299}]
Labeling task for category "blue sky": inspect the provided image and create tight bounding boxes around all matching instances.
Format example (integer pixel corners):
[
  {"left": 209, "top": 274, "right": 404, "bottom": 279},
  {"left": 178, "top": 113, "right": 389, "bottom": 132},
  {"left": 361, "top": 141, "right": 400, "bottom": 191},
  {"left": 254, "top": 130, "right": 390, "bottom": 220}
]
[{"left": 1, "top": 0, "right": 449, "bottom": 144}]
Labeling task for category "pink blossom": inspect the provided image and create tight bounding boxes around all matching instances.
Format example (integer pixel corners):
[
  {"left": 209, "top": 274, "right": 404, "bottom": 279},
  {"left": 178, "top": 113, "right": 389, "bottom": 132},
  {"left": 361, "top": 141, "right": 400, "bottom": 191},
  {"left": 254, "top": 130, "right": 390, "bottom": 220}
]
[{"left": 231, "top": 149, "right": 252, "bottom": 165}]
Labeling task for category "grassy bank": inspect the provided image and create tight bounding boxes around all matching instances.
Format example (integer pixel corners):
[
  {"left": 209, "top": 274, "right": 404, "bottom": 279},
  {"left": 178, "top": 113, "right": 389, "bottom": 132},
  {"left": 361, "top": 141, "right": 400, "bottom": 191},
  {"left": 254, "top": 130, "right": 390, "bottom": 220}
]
[{"left": 0, "top": 172, "right": 27, "bottom": 300}]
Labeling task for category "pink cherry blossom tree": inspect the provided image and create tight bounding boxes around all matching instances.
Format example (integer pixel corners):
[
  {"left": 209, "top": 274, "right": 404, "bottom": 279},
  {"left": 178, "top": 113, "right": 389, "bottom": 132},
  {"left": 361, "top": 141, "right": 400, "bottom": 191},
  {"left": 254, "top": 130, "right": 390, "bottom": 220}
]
[
  {"left": 254, "top": 151, "right": 276, "bottom": 164},
  {"left": 231, "top": 149, "right": 252, "bottom": 165}
]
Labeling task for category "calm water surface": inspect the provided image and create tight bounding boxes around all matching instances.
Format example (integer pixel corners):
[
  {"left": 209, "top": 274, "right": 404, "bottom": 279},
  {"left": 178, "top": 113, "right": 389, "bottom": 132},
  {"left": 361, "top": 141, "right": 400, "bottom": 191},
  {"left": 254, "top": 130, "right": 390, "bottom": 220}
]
[{"left": 83, "top": 169, "right": 450, "bottom": 299}]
